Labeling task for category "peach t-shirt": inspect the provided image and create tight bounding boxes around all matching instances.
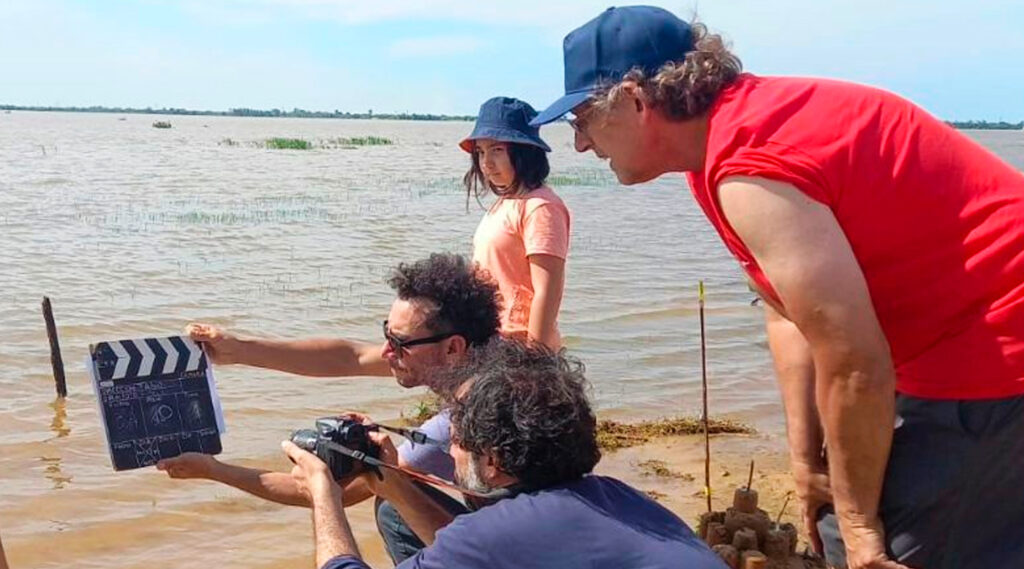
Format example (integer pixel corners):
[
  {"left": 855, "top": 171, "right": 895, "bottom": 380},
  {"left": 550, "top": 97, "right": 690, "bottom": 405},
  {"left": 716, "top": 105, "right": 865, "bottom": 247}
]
[{"left": 472, "top": 185, "right": 571, "bottom": 336}]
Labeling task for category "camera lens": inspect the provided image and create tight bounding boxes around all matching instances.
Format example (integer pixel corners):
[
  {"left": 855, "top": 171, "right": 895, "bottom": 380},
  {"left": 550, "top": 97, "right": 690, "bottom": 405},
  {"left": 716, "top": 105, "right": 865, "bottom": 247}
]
[{"left": 290, "top": 429, "right": 320, "bottom": 452}]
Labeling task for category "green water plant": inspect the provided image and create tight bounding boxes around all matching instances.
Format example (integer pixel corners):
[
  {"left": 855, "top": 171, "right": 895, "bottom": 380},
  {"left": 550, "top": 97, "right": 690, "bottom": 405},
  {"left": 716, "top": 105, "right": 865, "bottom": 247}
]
[
  {"left": 326, "top": 136, "right": 394, "bottom": 147},
  {"left": 266, "top": 137, "right": 312, "bottom": 150}
]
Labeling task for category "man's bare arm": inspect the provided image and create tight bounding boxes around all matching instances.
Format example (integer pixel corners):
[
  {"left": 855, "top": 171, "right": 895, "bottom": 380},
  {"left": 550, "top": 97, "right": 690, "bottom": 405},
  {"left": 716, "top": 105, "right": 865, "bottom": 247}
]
[
  {"left": 312, "top": 483, "right": 362, "bottom": 568},
  {"left": 719, "top": 176, "right": 905, "bottom": 569},
  {"left": 188, "top": 323, "right": 391, "bottom": 377},
  {"left": 158, "top": 453, "right": 309, "bottom": 506},
  {"left": 158, "top": 452, "right": 384, "bottom": 508},
  {"left": 764, "top": 304, "right": 823, "bottom": 460},
  {"left": 763, "top": 302, "right": 831, "bottom": 551}
]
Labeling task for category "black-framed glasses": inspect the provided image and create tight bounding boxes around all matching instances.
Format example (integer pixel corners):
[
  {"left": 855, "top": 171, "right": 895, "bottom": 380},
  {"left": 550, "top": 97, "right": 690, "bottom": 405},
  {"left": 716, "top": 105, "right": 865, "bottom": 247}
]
[{"left": 382, "top": 320, "right": 458, "bottom": 354}]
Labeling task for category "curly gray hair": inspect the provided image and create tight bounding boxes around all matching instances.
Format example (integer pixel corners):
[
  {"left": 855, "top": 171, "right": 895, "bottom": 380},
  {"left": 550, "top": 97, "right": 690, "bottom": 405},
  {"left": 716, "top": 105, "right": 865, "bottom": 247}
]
[{"left": 445, "top": 339, "right": 601, "bottom": 489}]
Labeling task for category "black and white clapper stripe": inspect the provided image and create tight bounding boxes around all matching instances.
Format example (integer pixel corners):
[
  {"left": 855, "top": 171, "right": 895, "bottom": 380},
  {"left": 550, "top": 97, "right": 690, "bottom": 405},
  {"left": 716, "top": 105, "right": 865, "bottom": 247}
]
[{"left": 92, "top": 336, "right": 208, "bottom": 382}]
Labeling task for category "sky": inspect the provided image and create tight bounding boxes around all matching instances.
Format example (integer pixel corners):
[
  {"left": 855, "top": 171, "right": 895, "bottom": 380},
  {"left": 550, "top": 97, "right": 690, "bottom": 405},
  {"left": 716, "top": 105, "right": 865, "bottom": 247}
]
[{"left": 1, "top": 0, "right": 1022, "bottom": 120}]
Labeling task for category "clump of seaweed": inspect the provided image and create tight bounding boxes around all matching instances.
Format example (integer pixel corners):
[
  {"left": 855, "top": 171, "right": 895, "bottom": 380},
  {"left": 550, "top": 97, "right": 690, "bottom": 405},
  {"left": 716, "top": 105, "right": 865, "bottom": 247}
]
[
  {"left": 637, "top": 459, "right": 695, "bottom": 480},
  {"left": 597, "top": 417, "right": 754, "bottom": 451},
  {"left": 395, "top": 399, "right": 754, "bottom": 449},
  {"left": 645, "top": 489, "right": 668, "bottom": 501}
]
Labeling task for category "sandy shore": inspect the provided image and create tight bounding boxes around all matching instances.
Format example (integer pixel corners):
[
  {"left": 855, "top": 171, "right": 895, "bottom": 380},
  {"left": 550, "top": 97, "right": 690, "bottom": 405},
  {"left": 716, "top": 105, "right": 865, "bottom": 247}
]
[{"left": 0, "top": 427, "right": 808, "bottom": 569}]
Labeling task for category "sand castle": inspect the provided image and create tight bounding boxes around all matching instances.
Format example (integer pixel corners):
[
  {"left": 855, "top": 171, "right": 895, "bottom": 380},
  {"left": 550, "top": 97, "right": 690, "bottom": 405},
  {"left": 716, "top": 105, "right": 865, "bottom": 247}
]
[{"left": 698, "top": 485, "right": 804, "bottom": 569}]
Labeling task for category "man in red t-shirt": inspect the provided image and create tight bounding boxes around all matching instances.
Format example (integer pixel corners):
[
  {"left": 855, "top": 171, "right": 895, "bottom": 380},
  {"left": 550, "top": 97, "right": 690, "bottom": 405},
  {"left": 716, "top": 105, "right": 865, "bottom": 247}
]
[{"left": 533, "top": 6, "right": 1024, "bottom": 569}]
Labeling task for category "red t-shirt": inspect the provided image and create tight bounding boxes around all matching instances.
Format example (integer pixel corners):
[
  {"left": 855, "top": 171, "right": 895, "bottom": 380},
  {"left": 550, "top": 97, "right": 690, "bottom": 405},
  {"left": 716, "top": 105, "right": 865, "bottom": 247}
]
[{"left": 687, "top": 74, "right": 1024, "bottom": 400}]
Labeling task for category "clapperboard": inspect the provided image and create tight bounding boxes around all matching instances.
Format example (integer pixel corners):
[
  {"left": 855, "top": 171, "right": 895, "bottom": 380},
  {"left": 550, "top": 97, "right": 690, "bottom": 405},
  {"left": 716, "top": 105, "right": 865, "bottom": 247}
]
[{"left": 87, "top": 336, "right": 226, "bottom": 471}]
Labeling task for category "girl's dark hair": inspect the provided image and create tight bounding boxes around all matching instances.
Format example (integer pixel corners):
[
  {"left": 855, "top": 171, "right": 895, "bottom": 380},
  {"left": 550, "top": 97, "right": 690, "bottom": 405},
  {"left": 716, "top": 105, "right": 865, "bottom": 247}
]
[{"left": 463, "top": 142, "right": 550, "bottom": 209}]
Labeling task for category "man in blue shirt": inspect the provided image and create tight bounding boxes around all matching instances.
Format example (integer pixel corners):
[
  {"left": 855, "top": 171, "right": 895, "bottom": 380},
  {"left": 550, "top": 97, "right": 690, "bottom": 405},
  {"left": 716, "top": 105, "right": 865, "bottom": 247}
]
[
  {"left": 283, "top": 339, "right": 728, "bottom": 569},
  {"left": 157, "top": 253, "right": 501, "bottom": 563}
]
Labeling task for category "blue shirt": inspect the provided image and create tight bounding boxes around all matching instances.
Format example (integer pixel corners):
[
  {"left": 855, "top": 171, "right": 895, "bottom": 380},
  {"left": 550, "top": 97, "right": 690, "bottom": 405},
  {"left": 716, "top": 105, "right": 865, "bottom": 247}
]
[
  {"left": 323, "top": 475, "right": 726, "bottom": 569},
  {"left": 396, "top": 411, "right": 454, "bottom": 480}
]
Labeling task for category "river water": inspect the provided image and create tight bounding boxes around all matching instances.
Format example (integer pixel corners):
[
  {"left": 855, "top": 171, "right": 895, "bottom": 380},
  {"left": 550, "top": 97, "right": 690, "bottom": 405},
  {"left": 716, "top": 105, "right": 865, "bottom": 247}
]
[{"left": 1, "top": 111, "right": 1021, "bottom": 568}]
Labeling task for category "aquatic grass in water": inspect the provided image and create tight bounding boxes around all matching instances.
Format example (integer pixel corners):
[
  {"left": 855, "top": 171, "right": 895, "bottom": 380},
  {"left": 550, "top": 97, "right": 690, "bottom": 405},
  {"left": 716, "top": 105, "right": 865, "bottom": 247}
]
[
  {"left": 547, "top": 168, "right": 619, "bottom": 187},
  {"left": 230, "top": 136, "right": 395, "bottom": 150},
  {"left": 266, "top": 137, "right": 312, "bottom": 150},
  {"left": 322, "top": 136, "right": 394, "bottom": 148}
]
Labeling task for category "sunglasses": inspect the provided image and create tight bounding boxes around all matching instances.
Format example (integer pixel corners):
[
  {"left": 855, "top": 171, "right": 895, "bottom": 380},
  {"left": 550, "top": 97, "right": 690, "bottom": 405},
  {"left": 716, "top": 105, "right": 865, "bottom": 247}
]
[{"left": 382, "top": 320, "right": 458, "bottom": 354}]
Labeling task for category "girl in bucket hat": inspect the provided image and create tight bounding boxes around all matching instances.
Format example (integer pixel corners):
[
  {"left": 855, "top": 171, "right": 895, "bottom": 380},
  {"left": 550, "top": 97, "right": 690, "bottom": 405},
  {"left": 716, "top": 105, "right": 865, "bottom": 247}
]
[{"left": 461, "top": 96, "right": 570, "bottom": 349}]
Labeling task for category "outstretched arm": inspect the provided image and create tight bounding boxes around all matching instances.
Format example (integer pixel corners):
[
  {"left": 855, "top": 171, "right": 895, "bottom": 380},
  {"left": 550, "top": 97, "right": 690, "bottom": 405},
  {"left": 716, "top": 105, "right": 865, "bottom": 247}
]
[
  {"left": 158, "top": 453, "right": 310, "bottom": 506},
  {"left": 187, "top": 323, "right": 391, "bottom": 377},
  {"left": 158, "top": 452, "right": 383, "bottom": 508}
]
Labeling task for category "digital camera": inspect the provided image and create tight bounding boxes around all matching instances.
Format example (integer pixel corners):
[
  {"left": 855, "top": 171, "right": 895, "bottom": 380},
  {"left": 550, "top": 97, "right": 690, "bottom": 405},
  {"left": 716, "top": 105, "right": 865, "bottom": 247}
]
[{"left": 290, "top": 417, "right": 379, "bottom": 481}]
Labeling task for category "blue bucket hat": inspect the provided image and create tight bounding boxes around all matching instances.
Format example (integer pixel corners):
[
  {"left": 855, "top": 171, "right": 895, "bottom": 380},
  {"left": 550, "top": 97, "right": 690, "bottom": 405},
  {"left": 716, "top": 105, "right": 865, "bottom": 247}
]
[
  {"left": 460, "top": 96, "right": 551, "bottom": 153},
  {"left": 531, "top": 6, "right": 694, "bottom": 126}
]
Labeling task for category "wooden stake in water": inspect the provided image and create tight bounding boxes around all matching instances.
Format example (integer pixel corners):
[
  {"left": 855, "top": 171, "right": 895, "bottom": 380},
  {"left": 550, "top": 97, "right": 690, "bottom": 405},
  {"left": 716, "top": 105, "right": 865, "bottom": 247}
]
[
  {"left": 699, "top": 281, "right": 711, "bottom": 513},
  {"left": 42, "top": 296, "right": 67, "bottom": 398}
]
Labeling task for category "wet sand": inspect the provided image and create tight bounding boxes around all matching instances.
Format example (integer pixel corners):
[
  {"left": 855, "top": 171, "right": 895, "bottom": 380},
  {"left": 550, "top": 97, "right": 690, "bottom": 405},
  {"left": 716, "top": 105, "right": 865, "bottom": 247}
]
[{"left": 1, "top": 428, "right": 804, "bottom": 569}]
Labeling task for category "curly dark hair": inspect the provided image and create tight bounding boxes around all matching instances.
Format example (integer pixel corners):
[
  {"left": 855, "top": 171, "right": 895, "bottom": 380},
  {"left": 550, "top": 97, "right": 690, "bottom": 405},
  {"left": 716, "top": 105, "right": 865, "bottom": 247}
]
[
  {"left": 463, "top": 142, "right": 550, "bottom": 210},
  {"left": 386, "top": 253, "right": 502, "bottom": 348},
  {"left": 446, "top": 339, "right": 601, "bottom": 489}
]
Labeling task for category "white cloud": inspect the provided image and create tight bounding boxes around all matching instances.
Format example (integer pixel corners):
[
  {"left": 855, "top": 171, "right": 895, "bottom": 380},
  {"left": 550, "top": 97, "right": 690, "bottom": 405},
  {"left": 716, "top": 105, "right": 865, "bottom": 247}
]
[{"left": 388, "top": 35, "right": 484, "bottom": 58}]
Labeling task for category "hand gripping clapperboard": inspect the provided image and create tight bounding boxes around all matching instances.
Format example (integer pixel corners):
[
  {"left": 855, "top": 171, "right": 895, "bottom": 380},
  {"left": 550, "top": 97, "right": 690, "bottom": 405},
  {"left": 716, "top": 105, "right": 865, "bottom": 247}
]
[{"left": 87, "top": 336, "right": 226, "bottom": 471}]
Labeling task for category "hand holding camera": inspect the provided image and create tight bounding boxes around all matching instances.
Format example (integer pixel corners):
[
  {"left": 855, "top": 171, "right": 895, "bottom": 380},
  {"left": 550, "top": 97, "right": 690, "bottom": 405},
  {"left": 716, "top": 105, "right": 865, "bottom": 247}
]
[
  {"left": 281, "top": 439, "right": 337, "bottom": 504},
  {"left": 284, "top": 414, "right": 405, "bottom": 498},
  {"left": 289, "top": 416, "right": 384, "bottom": 482}
]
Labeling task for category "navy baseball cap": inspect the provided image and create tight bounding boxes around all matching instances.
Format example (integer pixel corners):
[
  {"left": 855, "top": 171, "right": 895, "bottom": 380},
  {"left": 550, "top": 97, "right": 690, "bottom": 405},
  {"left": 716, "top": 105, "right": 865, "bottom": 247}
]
[
  {"left": 531, "top": 6, "right": 694, "bottom": 126},
  {"left": 460, "top": 96, "right": 551, "bottom": 153}
]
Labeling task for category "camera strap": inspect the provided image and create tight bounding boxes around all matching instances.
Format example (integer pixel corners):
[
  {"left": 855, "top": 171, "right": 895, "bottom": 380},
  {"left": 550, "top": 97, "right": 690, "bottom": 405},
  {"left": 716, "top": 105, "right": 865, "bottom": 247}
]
[
  {"left": 322, "top": 440, "right": 513, "bottom": 501},
  {"left": 372, "top": 423, "right": 448, "bottom": 449}
]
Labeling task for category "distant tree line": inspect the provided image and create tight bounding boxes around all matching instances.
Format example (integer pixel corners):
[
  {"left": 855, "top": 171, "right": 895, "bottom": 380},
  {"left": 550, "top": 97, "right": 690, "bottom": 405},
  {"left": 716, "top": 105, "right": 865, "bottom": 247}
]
[
  {"left": 946, "top": 120, "right": 1023, "bottom": 130},
  {"left": 2, "top": 104, "right": 1017, "bottom": 128},
  {"left": 0, "top": 104, "right": 475, "bottom": 121}
]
